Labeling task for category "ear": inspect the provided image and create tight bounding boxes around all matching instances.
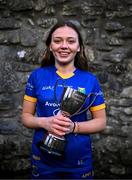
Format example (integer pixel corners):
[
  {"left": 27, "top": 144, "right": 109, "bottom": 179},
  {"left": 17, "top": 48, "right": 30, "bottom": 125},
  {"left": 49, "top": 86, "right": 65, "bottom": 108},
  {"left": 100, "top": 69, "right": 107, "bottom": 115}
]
[
  {"left": 77, "top": 46, "right": 80, "bottom": 52},
  {"left": 49, "top": 45, "right": 52, "bottom": 51}
]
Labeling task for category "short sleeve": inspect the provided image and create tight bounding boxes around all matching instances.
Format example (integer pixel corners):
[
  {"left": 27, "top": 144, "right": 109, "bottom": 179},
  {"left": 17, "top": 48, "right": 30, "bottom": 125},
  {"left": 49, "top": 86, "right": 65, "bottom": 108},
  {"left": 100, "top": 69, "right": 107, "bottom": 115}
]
[
  {"left": 24, "top": 72, "right": 37, "bottom": 103},
  {"left": 89, "top": 77, "right": 106, "bottom": 112}
]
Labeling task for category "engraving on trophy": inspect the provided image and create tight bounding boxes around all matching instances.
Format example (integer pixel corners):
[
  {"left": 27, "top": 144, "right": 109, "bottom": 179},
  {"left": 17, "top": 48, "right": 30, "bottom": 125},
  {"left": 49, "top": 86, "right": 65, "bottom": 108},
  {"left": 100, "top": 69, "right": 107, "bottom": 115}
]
[{"left": 60, "top": 87, "right": 87, "bottom": 117}]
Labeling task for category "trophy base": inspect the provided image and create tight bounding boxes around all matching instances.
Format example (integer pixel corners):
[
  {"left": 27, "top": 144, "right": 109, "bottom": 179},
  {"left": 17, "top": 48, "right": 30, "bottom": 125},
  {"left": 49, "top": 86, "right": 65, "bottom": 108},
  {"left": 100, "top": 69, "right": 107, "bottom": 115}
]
[
  {"left": 39, "top": 144, "right": 62, "bottom": 156},
  {"left": 38, "top": 133, "right": 66, "bottom": 156}
]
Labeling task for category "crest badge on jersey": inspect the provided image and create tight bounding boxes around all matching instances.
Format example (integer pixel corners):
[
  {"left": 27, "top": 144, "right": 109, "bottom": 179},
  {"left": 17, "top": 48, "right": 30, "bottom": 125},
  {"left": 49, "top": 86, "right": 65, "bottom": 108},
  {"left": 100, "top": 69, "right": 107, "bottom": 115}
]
[{"left": 78, "top": 87, "right": 86, "bottom": 94}]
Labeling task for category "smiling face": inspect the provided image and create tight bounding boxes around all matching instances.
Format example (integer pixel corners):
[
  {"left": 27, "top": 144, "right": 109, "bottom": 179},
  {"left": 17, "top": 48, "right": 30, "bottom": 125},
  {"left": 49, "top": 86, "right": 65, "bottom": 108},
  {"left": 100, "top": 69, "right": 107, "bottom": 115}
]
[{"left": 50, "top": 26, "right": 80, "bottom": 67}]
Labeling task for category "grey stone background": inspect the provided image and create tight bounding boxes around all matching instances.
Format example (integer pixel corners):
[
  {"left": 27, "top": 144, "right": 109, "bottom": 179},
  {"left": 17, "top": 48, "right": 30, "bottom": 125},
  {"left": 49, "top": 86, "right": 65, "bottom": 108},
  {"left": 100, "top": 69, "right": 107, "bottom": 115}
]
[{"left": 0, "top": 0, "right": 132, "bottom": 179}]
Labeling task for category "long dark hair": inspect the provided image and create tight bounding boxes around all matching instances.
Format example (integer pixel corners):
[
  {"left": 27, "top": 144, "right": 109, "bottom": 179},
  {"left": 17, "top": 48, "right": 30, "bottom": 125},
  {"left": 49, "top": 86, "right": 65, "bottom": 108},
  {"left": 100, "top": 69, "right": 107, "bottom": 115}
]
[{"left": 41, "top": 20, "right": 89, "bottom": 71}]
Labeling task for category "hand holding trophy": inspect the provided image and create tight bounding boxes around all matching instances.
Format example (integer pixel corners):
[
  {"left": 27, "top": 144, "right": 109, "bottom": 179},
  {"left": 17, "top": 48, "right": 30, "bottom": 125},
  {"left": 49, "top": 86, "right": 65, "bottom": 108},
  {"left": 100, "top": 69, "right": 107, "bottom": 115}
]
[{"left": 38, "top": 86, "right": 96, "bottom": 156}]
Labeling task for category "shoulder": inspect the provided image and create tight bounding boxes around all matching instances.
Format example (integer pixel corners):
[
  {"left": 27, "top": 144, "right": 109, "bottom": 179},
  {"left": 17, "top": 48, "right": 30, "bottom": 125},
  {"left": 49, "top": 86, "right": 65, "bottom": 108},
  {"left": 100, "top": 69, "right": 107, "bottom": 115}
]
[
  {"left": 78, "top": 69, "right": 97, "bottom": 81},
  {"left": 77, "top": 69, "right": 101, "bottom": 89},
  {"left": 30, "top": 66, "right": 55, "bottom": 77}
]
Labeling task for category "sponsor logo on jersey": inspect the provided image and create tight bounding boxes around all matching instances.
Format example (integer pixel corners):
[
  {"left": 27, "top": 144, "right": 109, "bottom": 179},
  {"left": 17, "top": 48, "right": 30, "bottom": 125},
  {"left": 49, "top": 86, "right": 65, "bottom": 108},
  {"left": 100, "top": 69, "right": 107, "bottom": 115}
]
[
  {"left": 45, "top": 101, "right": 60, "bottom": 107},
  {"left": 42, "top": 86, "right": 54, "bottom": 90}
]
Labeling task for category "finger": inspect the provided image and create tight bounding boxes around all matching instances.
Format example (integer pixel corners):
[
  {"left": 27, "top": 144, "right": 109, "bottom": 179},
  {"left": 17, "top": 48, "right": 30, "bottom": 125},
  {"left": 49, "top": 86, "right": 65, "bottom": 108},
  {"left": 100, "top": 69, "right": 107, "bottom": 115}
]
[
  {"left": 54, "top": 118, "right": 71, "bottom": 128},
  {"left": 53, "top": 129, "right": 66, "bottom": 136},
  {"left": 53, "top": 124, "right": 70, "bottom": 133},
  {"left": 56, "top": 114, "right": 71, "bottom": 122}
]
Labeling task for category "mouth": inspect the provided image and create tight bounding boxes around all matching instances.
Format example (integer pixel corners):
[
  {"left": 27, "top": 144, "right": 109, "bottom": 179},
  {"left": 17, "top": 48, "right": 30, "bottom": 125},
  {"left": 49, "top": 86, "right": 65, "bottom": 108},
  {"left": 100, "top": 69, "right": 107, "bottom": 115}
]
[{"left": 58, "top": 51, "right": 70, "bottom": 57}]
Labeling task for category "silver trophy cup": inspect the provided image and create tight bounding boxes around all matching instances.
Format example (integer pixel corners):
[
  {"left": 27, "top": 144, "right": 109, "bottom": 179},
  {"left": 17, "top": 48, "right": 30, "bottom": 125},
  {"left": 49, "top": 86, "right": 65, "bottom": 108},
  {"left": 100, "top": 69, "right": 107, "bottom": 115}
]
[{"left": 39, "top": 87, "right": 95, "bottom": 156}]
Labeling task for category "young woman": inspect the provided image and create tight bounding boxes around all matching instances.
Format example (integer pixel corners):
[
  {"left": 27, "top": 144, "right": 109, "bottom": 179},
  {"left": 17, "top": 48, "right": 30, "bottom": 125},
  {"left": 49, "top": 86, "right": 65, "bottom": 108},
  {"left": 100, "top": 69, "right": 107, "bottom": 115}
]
[{"left": 22, "top": 20, "right": 106, "bottom": 179}]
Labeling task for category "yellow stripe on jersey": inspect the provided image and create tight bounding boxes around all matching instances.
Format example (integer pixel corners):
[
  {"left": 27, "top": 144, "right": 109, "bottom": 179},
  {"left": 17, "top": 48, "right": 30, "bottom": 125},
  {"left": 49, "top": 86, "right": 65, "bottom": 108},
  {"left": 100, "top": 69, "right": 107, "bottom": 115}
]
[
  {"left": 24, "top": 95, "right": 37, "bottom": 103},
  {"left": 56, "top": 70, "right": 74, "bottom": 79},
  {"left": 90, "top": 103, "right": 106, "bottom": 112}
]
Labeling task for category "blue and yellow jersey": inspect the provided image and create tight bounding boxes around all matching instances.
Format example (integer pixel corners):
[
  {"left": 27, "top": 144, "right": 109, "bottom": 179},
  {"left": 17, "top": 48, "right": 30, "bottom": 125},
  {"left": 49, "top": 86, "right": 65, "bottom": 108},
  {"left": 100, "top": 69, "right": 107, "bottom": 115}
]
[{"left": 24, "top": 65, "right": 106, "bottom": 172}]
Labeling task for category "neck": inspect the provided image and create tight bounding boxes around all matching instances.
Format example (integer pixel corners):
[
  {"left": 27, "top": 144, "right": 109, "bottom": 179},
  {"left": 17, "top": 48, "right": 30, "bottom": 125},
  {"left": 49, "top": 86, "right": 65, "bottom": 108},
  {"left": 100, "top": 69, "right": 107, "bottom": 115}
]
[{"left": 55, "top": 63, "right": 76, "bottom": 74}]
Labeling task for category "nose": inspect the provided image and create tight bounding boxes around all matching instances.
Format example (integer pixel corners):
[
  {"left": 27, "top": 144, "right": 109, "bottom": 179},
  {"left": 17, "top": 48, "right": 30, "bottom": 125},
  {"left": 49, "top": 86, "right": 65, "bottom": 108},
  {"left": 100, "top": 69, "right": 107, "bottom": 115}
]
[{"left": 61, "top": 41, "right": 68, "bottom": 49}]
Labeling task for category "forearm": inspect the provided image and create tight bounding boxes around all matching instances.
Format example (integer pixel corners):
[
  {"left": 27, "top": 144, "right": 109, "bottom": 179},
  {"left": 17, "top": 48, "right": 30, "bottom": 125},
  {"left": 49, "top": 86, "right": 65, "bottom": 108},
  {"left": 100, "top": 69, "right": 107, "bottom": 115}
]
[
  {"left": 74, "top": 117, "right": 106, "bottom": 134},
  {"left": 21, "top": 112, "right": 72, "bottom": 136},
  {"left": 21, "top": 113, "right": 46, "bottom": 129}
]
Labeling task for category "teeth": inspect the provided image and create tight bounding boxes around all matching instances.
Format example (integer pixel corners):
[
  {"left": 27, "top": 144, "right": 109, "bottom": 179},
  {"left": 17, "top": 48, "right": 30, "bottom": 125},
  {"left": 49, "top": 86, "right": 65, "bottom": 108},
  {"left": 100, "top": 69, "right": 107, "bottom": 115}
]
[{"left": 60, "top": 52, "right": 69, "bottom": 55}]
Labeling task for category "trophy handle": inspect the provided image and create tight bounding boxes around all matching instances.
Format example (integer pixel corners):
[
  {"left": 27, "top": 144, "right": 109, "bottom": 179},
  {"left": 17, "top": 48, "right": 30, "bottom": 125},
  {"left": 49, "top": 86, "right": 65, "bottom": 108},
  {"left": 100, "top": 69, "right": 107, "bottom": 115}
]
[
  {"left": 70, "top": 93, "right": 97, "bottom": 117},
  {"left": 53, "top": 108, "right": 60, "bottom": 116}
]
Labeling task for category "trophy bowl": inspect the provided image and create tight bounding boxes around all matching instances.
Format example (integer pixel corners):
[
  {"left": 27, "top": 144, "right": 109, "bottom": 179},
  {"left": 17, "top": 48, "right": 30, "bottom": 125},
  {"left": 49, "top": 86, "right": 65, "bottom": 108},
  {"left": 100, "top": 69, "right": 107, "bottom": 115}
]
[
  {"left": 38, "top": 87, "right": 89, "bottom": 156},
  {"left": 60, "top": 87, "right": 87, "bottom": 117}
]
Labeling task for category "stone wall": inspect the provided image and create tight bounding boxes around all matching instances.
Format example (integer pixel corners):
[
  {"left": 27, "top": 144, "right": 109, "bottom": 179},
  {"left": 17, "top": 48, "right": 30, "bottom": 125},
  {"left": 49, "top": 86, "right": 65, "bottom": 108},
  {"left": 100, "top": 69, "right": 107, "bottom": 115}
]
[{"left": 0, "top": 0, "right": 132, "bottom": 179}]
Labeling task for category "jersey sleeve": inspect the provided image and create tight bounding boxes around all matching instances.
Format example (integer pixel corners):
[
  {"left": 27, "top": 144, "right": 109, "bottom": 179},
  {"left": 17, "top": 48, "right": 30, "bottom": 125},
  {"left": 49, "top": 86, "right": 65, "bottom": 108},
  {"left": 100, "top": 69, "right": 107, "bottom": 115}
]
[
  {"left": 24, "top": 71, "right": 37, "bottom": 103},
  {"left": 89, "top": 77, "right": 106, "bottom": 112}
]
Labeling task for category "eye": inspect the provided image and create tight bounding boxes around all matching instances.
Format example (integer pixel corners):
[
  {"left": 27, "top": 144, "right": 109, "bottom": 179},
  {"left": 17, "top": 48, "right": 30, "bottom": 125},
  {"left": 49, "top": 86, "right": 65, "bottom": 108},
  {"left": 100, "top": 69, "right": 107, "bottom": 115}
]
[
  {"left": 68, "top": 40, "right": 75, "bottom": 44},
  {"left": 53, "top": 39, "right": 61, "bottom": 44},
  {"left": 68, "top": 39, "right": 76, "bottom": 44}
]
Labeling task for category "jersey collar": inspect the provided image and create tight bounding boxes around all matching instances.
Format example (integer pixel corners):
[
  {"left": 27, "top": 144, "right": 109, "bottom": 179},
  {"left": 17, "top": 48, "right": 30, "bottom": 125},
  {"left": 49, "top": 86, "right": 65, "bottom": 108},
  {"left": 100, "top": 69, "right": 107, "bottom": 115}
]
[{"left": 56, "top": 70, "right": 75, "bottom": 79}]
